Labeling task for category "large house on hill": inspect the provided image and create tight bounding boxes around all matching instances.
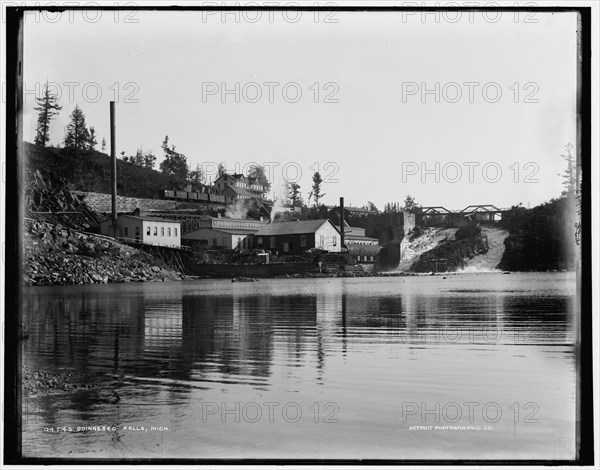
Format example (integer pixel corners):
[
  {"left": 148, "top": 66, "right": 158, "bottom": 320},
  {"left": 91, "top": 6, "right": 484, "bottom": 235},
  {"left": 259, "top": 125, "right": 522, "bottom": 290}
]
[
  {"left": 253, "top": 219, "right": 342, "bottom": 254},
  {"left": 222, "top": 185, "right": 252, "bottom": 201},
  {"left": 213, "top": 172, "right": 268, "bottom": 200}
]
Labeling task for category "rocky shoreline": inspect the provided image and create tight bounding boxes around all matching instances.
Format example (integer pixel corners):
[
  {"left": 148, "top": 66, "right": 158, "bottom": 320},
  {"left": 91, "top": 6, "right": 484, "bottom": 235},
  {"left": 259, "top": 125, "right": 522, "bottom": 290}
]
[
  {"left": 23, "top": 364, "right": 96, "bottom": 395},
  {"left": 275, "top": 271, "right": 411, "bottom": 279},
  {"left": 22, "top": 219, "right": 507, "bottom": 287},
  {"left": 23, "top": 219, "right": 185, "bottom": 286}
]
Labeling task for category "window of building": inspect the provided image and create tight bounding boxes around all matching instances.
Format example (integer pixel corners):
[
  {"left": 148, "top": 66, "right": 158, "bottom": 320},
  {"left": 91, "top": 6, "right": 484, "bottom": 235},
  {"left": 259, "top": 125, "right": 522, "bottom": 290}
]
[
  {"left": 257, "top": 237, "right": 263, "bottom": 245},
  {"left": 300, "top": 235, "right": 307, "bottom": 248},
  {"left": 270, "top": 237, "right": 276, "bottom": 249},
  {"left": 161, "top": 227, "right": 165, "bottom": 236},
  {"left": 319, "top": 235, "right": 325, "bottom": 247},
  {"left": 174, "top": 228, "right": 178, "bottom": 236},
  {"left": 167, "top": 228, "right": 171, "bottom": 236},
  {"left": 213, "top": 238, "right": 217, "bottom": 246},
  {"left": 135, "top": 226, "right": 140, "bottom": 236},
  {"left": 124, "top": 227, "right": 129, "bottom": 237},
  {"left": 283, "top": 242, "right": 289, "bottom": 252},
  {"left": 333, "top": 236, "right": 337, "bottom": 246},
  {"left": 154, "top": 227, "right": 158, "bottom": 236},
  {"left": 146, "top": 226, "right": 151, "bottom": 236}
]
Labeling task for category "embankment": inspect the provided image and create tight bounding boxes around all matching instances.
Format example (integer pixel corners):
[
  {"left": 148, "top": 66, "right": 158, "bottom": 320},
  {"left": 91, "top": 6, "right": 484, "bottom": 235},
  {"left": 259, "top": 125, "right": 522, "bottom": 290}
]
[
  {"left": 459, "top": 227, "right": 509, "bottom": 272},
  {"left": 397, "top": 227, "right": 458, "bottom": 272},
  {"left": 74, "top": 191, "right": 226, "bottom": 214},
  {"left": 390, "top": 225, "right": 509, "bottom": 273},
  {"left": 410, "top": 225, "right": 489, "bottom": 273},
  {"left": 23, "top": 219, "right": 184, "bottom": 286}
]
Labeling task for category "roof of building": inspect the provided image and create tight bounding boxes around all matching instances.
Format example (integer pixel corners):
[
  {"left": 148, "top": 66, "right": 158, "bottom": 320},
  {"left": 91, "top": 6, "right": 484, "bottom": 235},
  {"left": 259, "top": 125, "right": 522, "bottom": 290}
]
[
  {"left": 345, "top": 234, "right": 379, "bottom": 242},
  {"left": 183, "top": 227, "right": 258, "bottom": 238},
  {"left": 254, "top": 219, "right": 339, "bottom": 237},
  {"left": 101, "top": 214, "right": 179, "bottom": 224},
  {"left": 203, "top": 216, "right": 268, "bottom": 223},
  {"left": 214, "top": 228, "right": 258, "bottom": 235},
  {"left": 223, "top": 185, "right": 253, "bottom": 197},
  {"left": 215, "top": 172, "right": 246, "bottom": 182}
]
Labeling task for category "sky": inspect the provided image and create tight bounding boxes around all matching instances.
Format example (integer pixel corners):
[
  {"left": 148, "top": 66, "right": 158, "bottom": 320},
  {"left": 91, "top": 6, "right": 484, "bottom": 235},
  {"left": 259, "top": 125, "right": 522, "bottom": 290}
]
[{"left": 22, "top": 8, "right": 578, "bottom": 210}]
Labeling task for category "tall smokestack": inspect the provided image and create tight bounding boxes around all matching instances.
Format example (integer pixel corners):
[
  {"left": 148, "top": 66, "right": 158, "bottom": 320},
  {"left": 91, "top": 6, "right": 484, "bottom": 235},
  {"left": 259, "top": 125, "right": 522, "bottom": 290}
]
[
  {"left": 340, "top": 197, "right": 345, "bottom": 250},
  {"left": 110, "top": 101, "right": 117, "bottom": 237}
]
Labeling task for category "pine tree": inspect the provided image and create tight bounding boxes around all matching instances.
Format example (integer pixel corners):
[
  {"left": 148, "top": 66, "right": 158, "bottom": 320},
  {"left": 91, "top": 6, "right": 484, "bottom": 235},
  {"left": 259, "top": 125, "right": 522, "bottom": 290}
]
[
  {"left": 133, "top": 147, "right": 145, "bottom": 166},
  {"left": 64, "top": 105, "right": 90, "bottom": 151},
  {"left": 287, "top": 180, "right": 302, "bottom": 206},
  {"left": 403, "top": 195, "right": 419, "bottom": 212},
  {"left": 34, "top": 81, "right": 62, "bottom": 147},
  {"left": 312, "top": 172, "right": 326, "bottom": 207},
  {"left": 88, "top": 126, "right": 98, "bottom": 150},
  {"left": 560, "top": 143, "right": 576, "bottom": 197},
  {"left": 189, "top": 163, "right": 206, "bottom": 186},
  {"left": 217, "top": 163, "right": 227, "bottom": 177}
]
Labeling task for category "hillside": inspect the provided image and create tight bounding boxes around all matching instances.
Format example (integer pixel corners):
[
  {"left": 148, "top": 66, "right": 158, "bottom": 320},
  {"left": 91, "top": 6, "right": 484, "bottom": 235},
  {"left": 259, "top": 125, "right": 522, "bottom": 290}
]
[{"left": 24, "top": 141, "right": 173, "bottom": 199}]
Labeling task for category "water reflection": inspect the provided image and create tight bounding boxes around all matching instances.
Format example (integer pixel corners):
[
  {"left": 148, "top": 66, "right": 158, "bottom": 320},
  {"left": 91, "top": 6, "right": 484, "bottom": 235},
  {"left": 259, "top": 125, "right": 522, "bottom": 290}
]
[
  {"left": 21, "top": 273, "right": 576, "bottom": 459},
  {"left": 23, "top": 277, "right": 574, "bottom": 384}
]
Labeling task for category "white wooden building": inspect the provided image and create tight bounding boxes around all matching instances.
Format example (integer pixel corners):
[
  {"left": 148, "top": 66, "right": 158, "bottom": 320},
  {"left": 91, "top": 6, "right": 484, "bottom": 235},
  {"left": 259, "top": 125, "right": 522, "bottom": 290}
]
[{"left": 100, "top": 215, "right": 181, "bottom": 248}]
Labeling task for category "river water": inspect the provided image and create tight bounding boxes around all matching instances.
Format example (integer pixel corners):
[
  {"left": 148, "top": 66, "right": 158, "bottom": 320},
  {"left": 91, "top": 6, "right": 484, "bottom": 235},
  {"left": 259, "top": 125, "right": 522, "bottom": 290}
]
[{"left": 21, "top": 272, "right": 577, "bottom": 460}]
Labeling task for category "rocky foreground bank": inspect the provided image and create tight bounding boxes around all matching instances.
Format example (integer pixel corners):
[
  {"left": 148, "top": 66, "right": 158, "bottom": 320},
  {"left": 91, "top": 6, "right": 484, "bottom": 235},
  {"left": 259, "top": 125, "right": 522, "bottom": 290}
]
[
  {"left": 22, "top": 364, "right": 96, "bottom": 395},
  {"left": 23, "top": 219, "right": 185, "bottom": 286}
]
